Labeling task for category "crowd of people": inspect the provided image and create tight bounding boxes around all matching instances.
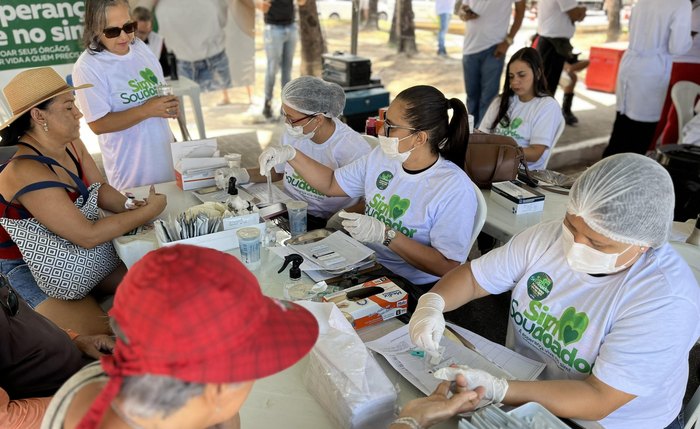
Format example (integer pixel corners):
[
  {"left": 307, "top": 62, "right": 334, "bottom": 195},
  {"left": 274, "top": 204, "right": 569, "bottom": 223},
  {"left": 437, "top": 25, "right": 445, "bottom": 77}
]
[{"left": 0, "top": 0, "right": 698, "bottom": 428}]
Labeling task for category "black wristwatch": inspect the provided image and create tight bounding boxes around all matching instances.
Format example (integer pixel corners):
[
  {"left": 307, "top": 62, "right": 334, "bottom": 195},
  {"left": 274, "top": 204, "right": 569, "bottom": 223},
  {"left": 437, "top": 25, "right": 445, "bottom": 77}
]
[{"left": 383, "top": 227, "right": 397, "bottom": 246}]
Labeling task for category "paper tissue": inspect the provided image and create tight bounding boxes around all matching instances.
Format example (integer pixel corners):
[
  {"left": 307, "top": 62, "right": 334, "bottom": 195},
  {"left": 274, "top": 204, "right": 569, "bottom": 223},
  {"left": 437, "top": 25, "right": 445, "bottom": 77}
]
[
  {"left": 171, "top": 139, "right": 228, "bottom": 190},
  {"left": 299, "top": 302, "right": 397, "bottom": 429}
]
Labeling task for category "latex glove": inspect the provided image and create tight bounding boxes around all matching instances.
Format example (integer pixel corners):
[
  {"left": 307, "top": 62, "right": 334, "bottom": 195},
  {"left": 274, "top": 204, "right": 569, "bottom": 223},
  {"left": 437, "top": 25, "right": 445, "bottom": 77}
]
[
  {"left": 258, "top": 145, "right": 296, "bottom": 176},
  {"left": 433, "top": 365, "right": 509, "bottom": 404},
  {"left": 215, "top": 167, "right": 251, "bottom": 190},
  {"left": 409, "top": 292, "right": 446, "bottom": 357},
  {"left": 338, "top": 211, "right": 385, "bottom": 243}
]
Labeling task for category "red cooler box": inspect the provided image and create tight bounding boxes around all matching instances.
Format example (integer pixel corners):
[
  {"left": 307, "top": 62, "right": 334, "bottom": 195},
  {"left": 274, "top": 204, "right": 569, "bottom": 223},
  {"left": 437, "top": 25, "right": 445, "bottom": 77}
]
[{"left": 585, "top": 42, "right": 628, "bottom": 93}]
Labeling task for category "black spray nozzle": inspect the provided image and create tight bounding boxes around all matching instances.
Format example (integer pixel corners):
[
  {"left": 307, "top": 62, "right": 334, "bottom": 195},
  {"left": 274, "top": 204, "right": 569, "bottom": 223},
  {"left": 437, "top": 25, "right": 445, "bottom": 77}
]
[
  {"left": 227, "top": 176, "right": 238, "bottom": 195},
  {"left": 278, "top": 253, "right": 304, "bottom": 279}
]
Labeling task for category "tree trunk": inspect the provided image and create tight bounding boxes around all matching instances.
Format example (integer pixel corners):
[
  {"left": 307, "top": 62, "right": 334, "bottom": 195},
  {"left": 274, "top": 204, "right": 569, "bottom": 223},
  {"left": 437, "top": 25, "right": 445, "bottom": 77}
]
[
  {"left": 364, "top": 0, "right": 379, "bottom": 30},
  {"left": 298, "top": 0, "right": 326, "bottom": 76},
  {"left": 388, "top": 0, "right": 417, "bottom": 55},
  {"left": 605, "top": 0, "right": 622, "bottom": 42}
]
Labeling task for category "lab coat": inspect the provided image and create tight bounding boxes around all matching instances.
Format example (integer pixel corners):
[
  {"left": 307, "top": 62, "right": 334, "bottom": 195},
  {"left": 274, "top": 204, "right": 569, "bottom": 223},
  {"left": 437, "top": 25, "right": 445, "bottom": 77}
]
[{"left": 616, "top": 0, "right": 692, "bottom": 122}]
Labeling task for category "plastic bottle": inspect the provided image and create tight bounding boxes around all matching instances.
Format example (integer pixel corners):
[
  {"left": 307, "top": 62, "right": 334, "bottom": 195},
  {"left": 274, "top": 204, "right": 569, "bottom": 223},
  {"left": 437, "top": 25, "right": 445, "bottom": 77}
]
[
  {"left": 278, "top": 254, "right": 312, "bottom": 301},
  {"left": 686, "top": 214, "right": 700, "bottom": 246}
]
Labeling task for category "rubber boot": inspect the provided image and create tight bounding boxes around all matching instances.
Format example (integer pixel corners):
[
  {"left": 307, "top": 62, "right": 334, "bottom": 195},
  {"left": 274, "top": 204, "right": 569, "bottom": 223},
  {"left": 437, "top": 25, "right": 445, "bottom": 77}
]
[{"left": 562, "top": 93, "right": 578, "bottom": 125}]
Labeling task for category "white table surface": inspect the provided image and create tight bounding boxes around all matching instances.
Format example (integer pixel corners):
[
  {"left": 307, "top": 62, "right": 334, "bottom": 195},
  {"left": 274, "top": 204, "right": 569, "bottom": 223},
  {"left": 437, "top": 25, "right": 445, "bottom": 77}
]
[{"left": 118, "top": 182, "right": 603, "bottom": 429}]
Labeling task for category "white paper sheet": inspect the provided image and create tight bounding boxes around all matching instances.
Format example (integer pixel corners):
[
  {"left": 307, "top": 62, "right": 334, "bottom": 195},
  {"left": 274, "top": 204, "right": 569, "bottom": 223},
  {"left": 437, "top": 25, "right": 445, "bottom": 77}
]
[
  {"left": 241, "top": 182, "right": 292, "bottom": 205},
  {"left": 289, "top": 231, "right": 375, "bottom": 271}
]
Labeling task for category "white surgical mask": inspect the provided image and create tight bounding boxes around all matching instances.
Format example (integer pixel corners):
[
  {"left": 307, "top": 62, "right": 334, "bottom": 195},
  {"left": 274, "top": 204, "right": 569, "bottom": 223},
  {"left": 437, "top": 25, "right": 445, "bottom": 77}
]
[
  {"left": 284, "top": 117, "right": 319, "bottom": 140},
  {"left": 379, "top": 134, "right": 416, "bottom": 163},
  {"left": 561, "top": 224, "right": 637, "bottom": 274}
]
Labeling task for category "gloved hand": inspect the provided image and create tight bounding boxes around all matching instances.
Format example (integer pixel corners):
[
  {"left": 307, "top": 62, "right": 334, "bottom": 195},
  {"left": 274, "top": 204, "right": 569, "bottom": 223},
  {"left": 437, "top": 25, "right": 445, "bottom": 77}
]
[
  {"left": 409, "top": 293, "right": 446, "bottom": 358},
  {"left": 433, "top": 365, "right": 509, "bottom": 404},
  {"left": 339, "top": 211, "right": 385, "bottom": 243},
  {"left": 258, "top": 145, "right": 296, "bottom": 176}
]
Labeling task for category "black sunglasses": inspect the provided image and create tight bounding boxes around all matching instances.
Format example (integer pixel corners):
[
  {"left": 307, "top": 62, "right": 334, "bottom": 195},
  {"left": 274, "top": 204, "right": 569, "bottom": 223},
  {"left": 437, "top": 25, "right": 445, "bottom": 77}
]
[
  {"left": 103, "top": 21, "right": 137, "bottom": 39},
  {"left": 0, "top": 275, "right": 18, "bottom": 317}
]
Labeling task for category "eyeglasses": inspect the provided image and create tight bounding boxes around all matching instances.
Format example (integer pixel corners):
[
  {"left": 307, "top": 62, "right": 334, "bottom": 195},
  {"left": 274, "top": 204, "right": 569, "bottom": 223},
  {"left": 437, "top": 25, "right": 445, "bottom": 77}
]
[
  {"left": 380, "top": 122, "right": 418, "bottom": 137},
  {"left": 0, "top": 275, "right": 18, "bottom": 317},
  {"left": 282, "top": 111, "right": 316, "bottom": 126},
  {"left": 103, "top": 22, "right": 137, "bottom": 39}
]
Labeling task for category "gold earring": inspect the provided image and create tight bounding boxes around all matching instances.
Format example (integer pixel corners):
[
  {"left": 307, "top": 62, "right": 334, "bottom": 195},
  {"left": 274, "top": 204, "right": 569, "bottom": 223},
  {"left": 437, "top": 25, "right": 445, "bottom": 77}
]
[{"left": 42, "top": 122, "right": 49, "bottom": 132}]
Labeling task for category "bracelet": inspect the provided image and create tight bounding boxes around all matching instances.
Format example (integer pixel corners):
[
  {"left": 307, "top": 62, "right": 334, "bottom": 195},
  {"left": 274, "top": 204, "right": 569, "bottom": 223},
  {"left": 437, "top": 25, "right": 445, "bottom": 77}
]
[
  {"left": 391, "top": 417, "right": 422, "bottom": 429},
  {"left": 64, "top": 328, "right": 80, "bottom": 340}
]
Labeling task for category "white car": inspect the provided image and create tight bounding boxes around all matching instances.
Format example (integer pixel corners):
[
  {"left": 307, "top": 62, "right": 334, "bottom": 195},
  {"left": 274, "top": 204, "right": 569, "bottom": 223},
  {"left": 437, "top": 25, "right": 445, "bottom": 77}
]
[{"left": 316, "top": 0, "right": 391, "bottom": 21}]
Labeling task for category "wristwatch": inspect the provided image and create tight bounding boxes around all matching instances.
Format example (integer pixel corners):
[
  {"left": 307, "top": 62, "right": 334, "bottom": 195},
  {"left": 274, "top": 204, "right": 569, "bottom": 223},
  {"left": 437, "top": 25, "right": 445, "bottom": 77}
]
[
  {"left": 383, "top": 227, "right": 397, "bottom": 247},
  {"left": 505, "top": 36, "right": 514, "bottom": 45}
]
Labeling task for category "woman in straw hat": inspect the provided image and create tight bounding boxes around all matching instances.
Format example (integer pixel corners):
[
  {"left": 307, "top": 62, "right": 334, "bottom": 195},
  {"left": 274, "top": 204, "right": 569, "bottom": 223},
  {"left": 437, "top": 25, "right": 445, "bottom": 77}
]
[
  {"left": 72, "top": 0, "right": 179, "bottom": 191},
  {"left": 0, "top": 67, "right": 167, "bottom": 335},
  {"left": 42, "top": 245, "right": 483, "bottom": 429}
]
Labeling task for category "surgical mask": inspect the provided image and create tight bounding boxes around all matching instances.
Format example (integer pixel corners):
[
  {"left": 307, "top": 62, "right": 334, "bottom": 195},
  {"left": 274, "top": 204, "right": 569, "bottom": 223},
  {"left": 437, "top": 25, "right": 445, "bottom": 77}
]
[
  {"left": 379, "top": 134, "right": 416, "bottom": 163},
  {"left": 284, "top": 117, "right": 318, "bottom": 140},
  {"left": 561, "top": 224, "right": 637, "bottom": 274}
]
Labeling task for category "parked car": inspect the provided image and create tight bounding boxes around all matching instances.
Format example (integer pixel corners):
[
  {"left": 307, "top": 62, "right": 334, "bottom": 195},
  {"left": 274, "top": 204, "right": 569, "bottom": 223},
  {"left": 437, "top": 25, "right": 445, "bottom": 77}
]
[{"left": 316, "top": 0, "right": 390, "bottom": 21}]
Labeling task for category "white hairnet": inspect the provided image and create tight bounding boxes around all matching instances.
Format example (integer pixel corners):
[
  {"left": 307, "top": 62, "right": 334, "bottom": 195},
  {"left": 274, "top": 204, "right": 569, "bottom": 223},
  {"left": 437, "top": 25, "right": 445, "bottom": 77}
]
[
  {"left": 282, "top": 76, "right": 345, "bottom": 118},
  {"left": 566, "top": 153, "right": 674, "bottom": 248}
]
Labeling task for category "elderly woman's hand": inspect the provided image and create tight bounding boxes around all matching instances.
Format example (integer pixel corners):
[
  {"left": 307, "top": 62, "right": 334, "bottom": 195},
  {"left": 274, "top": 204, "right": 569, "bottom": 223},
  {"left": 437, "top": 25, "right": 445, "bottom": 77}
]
[
  {"left": 143, "top": 95, "right": 180, "bottom": 119},
  {"left": 393, "top": 380, "right": 483, "bottom": 428},
  {"left": 73, "top": 334, "right": 115, "bottom": 360}
]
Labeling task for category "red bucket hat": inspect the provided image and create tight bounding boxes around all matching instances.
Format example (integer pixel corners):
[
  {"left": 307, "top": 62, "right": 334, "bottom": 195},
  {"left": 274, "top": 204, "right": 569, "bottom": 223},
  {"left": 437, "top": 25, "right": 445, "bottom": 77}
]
[{"left": 78, "top": 245, "right": 319, "bottom": 428}]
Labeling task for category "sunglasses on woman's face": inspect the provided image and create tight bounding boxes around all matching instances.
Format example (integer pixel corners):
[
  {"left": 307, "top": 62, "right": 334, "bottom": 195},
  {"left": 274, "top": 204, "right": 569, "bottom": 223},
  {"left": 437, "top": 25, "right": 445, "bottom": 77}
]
[
  {"left": 0, "top": 275, "right": 18, "bottom": 317},
  {"left": 103, "top": 21, "right": 137, "bottom": 39}
]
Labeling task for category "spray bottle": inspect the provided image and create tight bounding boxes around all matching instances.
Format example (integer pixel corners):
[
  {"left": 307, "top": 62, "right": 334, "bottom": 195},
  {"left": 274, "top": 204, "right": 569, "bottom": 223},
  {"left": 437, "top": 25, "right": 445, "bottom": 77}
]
[{"left": 278, "top": 254, "right": 307, "bottom": 300}]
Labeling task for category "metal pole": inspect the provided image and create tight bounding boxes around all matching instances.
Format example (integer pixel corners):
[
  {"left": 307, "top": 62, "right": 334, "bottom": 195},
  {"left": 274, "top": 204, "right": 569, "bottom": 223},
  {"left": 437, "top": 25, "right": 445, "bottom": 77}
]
[{"left": 351, "top": 0, "right": 359, "bottom": 54}]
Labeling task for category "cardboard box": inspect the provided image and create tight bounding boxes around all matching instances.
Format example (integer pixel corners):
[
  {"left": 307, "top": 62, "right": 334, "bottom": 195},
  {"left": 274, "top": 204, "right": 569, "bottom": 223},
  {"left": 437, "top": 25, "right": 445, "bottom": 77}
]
[
  {"left": 491, "top": 180, "right": 545, "bottom": 215},
  {"left": 171, "top": 139, "right": 227, "bottom": 190},
  {"left": 322, "top": 277, "right": 408, "bottom": 330},
  {"left": 156, "top": 222, "right": 265, "bottom": 252}
]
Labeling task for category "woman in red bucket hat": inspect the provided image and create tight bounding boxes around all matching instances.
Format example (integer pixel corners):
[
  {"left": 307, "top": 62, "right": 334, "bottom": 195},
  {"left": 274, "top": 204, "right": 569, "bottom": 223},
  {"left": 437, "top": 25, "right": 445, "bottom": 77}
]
[{"left": 41, "top": 245, "right": 482, "bottom": 429}]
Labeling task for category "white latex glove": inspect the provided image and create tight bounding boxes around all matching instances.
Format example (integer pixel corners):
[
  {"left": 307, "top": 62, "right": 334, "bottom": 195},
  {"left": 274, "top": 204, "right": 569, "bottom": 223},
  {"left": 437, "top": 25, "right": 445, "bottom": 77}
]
[
  {"left": 338, "top": 211, "right": 385, "bottom": 243},
  {"left": 409, "top": 292, "right": 446, "bottom": 357},
  {"left": 258, "top": 146, "right": 296, "bottom": 176},
  {"left": 433, "top": 365, "right": 509, "bottom": 404},
  {"left": 215, "top": 167, "right": 250, "bottom": 190}
]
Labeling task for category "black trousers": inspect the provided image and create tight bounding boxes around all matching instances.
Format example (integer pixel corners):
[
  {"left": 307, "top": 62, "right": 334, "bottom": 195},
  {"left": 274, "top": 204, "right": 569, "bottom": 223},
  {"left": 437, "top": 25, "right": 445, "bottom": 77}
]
[
  {"left": 603, "top": 112, "right": 658, "bottom": 157},
  {"left": 536, "top": 36, "right": 567, "bottom": 97}
]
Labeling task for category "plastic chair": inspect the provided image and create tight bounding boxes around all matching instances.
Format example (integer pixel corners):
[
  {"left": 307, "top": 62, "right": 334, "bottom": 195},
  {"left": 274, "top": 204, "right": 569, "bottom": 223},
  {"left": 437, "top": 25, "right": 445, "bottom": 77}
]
[
  {"left": 362, "top": 134, "right": 379, "bottom": 149},
  {"left": 469, "top": 181, "right": 487, "bottom": 249},
  {"left": 685, "top": 384, "right": 700, "bottom": 429},
  {"left": 671, "top": 81, "right": 700, "bottom": 142},
  {"left": 542, "top": 115, "right": 566, "bottom": 170}
]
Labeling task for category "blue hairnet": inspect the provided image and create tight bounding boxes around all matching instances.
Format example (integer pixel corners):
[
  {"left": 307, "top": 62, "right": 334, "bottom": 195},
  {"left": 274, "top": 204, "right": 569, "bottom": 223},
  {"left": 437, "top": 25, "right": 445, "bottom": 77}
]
[
  {"left": 566, "top": 153, "right": 674, "bottom": 248},
  {"left": 281, "top": 76, "right": 345, "bottom": 118}
]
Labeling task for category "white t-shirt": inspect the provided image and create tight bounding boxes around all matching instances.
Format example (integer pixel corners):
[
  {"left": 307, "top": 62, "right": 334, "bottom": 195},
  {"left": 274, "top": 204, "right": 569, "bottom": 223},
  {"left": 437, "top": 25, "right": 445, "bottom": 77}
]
[
  {"left": 73, "top": 39, "right": 175, "bottom": 191},
  {"left": 274, "top": 118, "right": 371, "bottom": 218},
  {"left": 471, "top": 221, "right": 700, "bottom": 429},
  {"left": 462, "top": 0, "right": 520, "bottom": 55},
  {"left": 436, "top": 0, "right": 456, "bottom": 15},
  {"left": 155, "top": 0, "right": 228, "bottom": 62},
  {"left": 537, "top": 0, "right": 578, "bottom": 39},
  {"left": 335, "top": 148, "right": 477, "bottom": 285},
  {"left": 479, "top": 95, "right": 563, "bottom": 170}
]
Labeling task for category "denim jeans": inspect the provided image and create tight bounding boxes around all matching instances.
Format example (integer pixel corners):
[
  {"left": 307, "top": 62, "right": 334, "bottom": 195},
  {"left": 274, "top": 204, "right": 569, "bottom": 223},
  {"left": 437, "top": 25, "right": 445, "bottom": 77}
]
[
  {"left": 663, "top": 409, "right": 684, "bottom": 429},
  {"left": 437, "top": 13, "right": 450, "bottom": 54},
  {"left": 0, "top": 258, "right": 47, "bottom": 309},
  {"left": 264, "top": 23, "right": 298, "bottom": 102},
  {"left": 177, "top": 50, "right": 232, "bottom": 92},
  {"left": 462, "top": 44, "right": 505, "bottom": 128}
]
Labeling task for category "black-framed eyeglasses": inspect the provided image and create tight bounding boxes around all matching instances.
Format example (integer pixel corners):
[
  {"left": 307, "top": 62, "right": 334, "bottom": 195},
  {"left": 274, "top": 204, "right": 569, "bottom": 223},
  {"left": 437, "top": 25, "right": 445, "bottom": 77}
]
[
  {"left": 0, "top": 275, "right": 19, "bottom": 317},
  {"left": 282, "top": 111, "right": 316, "bottom": 126},
  {"left": 103, "top": 22, "right": 137, "bottom": 39},
  {"left": 380, "top": 121, "right": 418, "bottom": 137}
]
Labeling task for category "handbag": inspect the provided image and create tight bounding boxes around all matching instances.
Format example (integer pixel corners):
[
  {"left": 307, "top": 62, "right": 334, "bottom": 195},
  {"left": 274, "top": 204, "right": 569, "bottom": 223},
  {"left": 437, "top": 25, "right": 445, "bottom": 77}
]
[
  {"left": 0, "top": 155, "right": 121, "bottom": 300},
  {"left": 465, "top": 133, "right": 531, "bottom": 188}
]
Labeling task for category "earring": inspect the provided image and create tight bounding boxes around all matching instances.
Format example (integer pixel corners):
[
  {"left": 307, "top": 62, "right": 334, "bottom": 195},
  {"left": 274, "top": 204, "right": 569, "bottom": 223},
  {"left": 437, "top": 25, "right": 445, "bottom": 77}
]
[{"left": 42, "top": 122, "right": 49, "bottom": 132}]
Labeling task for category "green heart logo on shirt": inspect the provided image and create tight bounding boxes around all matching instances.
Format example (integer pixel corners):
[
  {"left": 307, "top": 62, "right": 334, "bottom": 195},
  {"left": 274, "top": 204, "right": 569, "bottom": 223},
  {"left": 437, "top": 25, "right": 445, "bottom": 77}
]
[
  {"left": 510, "top": 117, "right": 523, "bottom": 129},
  {"left": 558, "top": 306, "right": 589, "bottom": 345},
  {"left": 139, "top": 68, "right": 158, "bottom": 84},
  {"left": 388, "top": 194, "right": 410, "bottom": 220}
]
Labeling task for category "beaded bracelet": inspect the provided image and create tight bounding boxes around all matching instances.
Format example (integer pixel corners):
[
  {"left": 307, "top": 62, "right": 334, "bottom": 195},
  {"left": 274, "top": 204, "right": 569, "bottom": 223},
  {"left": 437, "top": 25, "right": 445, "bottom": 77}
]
[{"left": 390, "top": 416, "right": 422, "bottom": 429}]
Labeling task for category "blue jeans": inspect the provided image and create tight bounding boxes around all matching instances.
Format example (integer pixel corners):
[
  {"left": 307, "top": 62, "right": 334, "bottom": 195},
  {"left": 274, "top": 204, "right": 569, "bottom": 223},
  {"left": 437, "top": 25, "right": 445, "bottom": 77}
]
[
  {"left": 0, "top": 258, "right": 47, "bottom": 309},
  {"left": 177, "top": 50, "right": 232, "bottom": 92},
  {"left": 462, "top": 44, "right": 505, "bottom": 128},
  {"left": 663, "top": 409, "right": 684, "bottom": 429},
  {"left": 264, "top": 23, "right": 298, "bottom": 103},
  {"left": 437, "top": 13, "right": 450, "bottom": 54}
]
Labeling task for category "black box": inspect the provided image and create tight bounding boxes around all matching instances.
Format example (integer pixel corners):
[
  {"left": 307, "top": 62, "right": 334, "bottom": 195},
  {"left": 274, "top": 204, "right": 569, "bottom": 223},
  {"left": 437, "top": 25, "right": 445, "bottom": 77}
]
[{"left": 322, "top": 52, "right": 372, "bottom": 88}]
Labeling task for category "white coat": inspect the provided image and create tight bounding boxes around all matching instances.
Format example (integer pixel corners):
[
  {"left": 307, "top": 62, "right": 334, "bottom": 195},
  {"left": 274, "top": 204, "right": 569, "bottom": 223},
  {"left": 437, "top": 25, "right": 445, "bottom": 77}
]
[{"left": 616, "top": 0, "right": 692, "bottom": 122}]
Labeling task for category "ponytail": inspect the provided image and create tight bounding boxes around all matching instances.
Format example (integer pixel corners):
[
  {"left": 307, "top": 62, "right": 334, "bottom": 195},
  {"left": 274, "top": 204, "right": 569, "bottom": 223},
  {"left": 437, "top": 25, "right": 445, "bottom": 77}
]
[{"left": 440, "top": 98, "right": 469, "bottom": 168}]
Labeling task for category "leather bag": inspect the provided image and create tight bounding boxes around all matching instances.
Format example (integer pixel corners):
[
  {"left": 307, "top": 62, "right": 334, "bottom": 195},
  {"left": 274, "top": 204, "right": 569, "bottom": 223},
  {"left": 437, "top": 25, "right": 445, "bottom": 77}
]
[{"left": 465, "top": 133, "right": 527, "bottom": 188}]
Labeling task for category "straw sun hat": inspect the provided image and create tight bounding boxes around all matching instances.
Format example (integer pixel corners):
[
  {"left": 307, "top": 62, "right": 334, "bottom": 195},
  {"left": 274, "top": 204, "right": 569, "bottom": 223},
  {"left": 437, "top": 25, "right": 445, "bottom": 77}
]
[{"left": 0, "top": 67, "right": 92, "bottom": 130}]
